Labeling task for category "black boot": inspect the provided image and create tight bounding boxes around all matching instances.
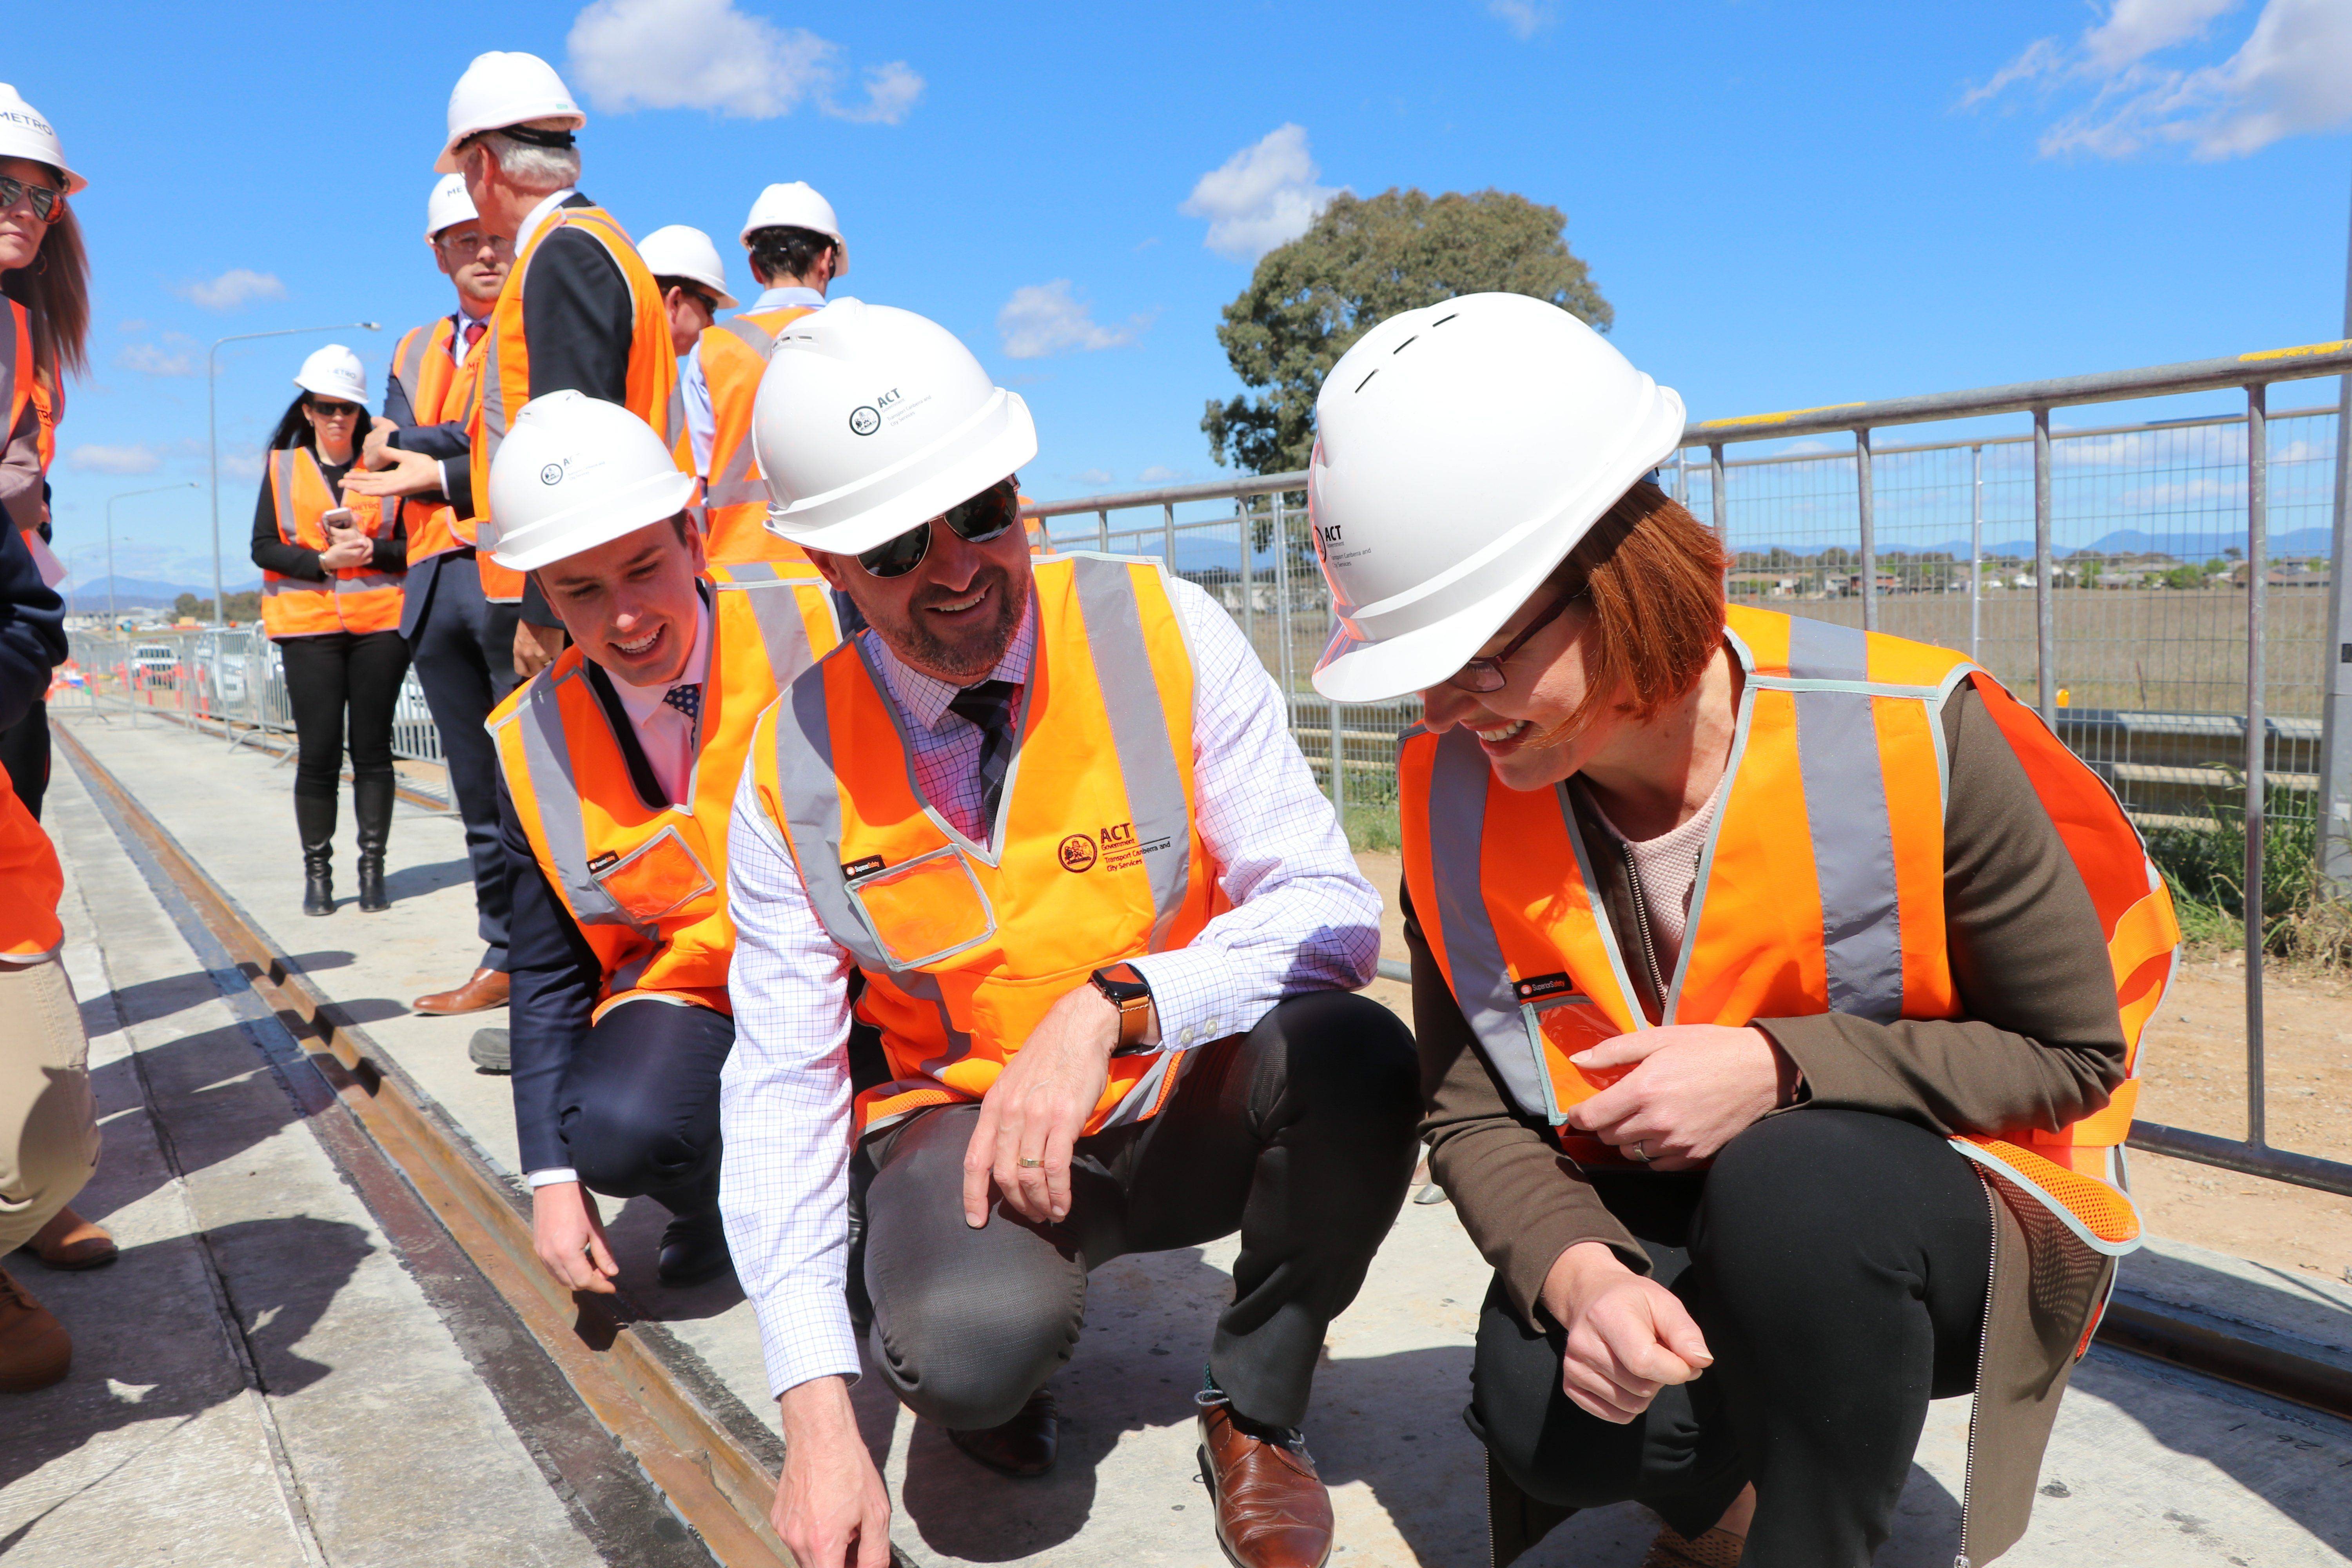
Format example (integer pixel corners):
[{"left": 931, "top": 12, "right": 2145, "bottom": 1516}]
[
  {"left": 353, "top": 773, "right": 394, "bottom": 913},
  {"left": 657, "top": 1171, "right": 732, "bottom": 1288},
  {"left": 295, "top": 792, "right": 336, "bottom": 916}
]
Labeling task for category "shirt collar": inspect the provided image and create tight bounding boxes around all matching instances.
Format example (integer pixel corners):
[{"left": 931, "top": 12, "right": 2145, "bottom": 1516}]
[
  {"left": 606, "top": 588, "right": 713, "bottom": 728},
  {"left": 751, "top": 285, "right": 827, "bottom": 312},
  {"left": 867, "top": 590, "right": 1037, "bottom": 734},
  {"left": 515, "top": 187, "right": 579, "bottom": 256}
]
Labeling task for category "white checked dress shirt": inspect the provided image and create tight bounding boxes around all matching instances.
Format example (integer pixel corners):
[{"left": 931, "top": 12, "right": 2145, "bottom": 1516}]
[
  {"left": 523, "top": 595, "right": 712, "bottom": 1191},
  {"left": 719, "top": 575, "right": 1381, "bottom": 1398}
]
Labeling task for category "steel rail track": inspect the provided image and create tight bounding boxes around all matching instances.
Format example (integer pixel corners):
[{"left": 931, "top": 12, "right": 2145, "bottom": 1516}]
[{"left": 54, "top": 722, "right": 818, "bottom": 1568}]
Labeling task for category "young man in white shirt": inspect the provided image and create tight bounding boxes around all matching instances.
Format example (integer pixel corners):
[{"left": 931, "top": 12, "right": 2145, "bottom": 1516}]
[{"left": 721, "top": 301, "right": 1418, "bottom": 1568}]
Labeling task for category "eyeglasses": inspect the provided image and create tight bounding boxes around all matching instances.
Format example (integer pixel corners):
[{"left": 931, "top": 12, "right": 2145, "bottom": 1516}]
[
  {"left": 0, "top": 174, "right": 64, "bottom": 225},
  {"left": 856, "top": 481, "right": 1021, "bottom": 579},
  {"left": 308, "top": 399, "right": 362, "bottom": 418},
  {"left": 1445, "top": 589, "right": 1583, "bottom": 692},
  {"left": 437, "top": 229, "right": 514, "bottom": 258}
]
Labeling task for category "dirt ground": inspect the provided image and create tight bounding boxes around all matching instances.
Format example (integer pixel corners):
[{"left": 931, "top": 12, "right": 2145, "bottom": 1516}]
[{"left": 1353, "top": 851, "right": 2352, "bottom": 1287}]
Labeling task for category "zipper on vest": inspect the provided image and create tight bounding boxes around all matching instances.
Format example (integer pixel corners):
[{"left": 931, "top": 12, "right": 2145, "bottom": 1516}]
[
  {"left": 1618, "top": 841, "right": 1669, "bottom": 1020},
  {"left": 1953, "top": 1174, "right": 2000, "bottom": 1568}
]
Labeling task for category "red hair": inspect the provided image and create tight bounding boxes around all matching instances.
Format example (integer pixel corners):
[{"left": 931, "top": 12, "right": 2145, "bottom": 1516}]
[{"left": 1546, "top": 480, "right": 1728, "bottom": 737}]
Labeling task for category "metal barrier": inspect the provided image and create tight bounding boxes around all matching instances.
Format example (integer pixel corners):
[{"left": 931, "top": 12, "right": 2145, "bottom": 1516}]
[{"left": 1020, "top": 339, "right": 2352, "bottom": 1200}]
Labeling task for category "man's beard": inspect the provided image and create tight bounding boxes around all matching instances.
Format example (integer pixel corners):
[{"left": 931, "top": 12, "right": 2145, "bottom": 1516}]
[{"left": 865, "top": 563, "right": 1029, "bottom": 684}]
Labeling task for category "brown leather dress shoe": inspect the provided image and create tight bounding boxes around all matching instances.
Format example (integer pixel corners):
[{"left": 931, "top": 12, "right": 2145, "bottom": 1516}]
[
  {"left": 1196, "top": 1393, "right": 1334, "bottom": 1568},
  {"left": 0, "top": 1266, "right": 71, "bottom": 1393},
  {"left": 412, "top": 968, "right": 510, "bottom": 1016},
  {"left": 1639, "top": 1524, "right": 1746, "bottom": 1568},
  {"left": 946, "top": 1387, "right": 1060, "bottom": 1477},
  {"left": 24, "top": 1206, "right": 117, "bottom": 1270}
]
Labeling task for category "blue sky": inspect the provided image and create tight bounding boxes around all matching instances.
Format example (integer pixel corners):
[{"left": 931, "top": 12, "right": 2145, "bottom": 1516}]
[{"left": 15, "top": 0, "right": 2352, "bottom": 592}]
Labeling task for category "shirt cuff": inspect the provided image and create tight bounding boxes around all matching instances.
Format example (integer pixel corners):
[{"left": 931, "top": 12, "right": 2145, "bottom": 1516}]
[
  {"left": 526, "top": 1167, "right": 579, "bottom": 1188},
  {"left": 1124, "top": 948, "right": 1247, "bottom": 1051},
  {"left": 757, "top": 1287, "right": 866, "bottom": 1400}
]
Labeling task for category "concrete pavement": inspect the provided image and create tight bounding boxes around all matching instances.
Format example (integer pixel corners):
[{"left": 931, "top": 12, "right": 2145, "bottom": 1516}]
[{"left": 21, "top": 704, "right": 2352, "bottom": 1566}]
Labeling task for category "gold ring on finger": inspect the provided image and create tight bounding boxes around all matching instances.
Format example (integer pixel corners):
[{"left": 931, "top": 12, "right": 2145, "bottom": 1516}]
[{"left": 1017, "top": 1156, "right": 1045, "bottom": 1168}]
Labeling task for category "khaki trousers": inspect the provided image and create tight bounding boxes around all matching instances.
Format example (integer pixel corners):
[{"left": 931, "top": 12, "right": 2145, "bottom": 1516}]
[{"left": 0, "top": 958, "right": 98, "bottom": 1256}]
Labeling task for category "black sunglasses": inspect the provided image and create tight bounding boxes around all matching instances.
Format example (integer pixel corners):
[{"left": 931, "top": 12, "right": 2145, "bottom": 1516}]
[
  {"left": 856, "top": 481, "right": 1021, "bottom": 579},
  {"left": 0, "top": 174, "right": 64, "bottom": 225},
  {"left": 307, "top": 399, "right": 362, "bottom": 417}
]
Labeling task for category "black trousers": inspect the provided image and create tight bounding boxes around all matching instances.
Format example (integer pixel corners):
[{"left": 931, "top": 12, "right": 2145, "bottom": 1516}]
[
  {"left": 0, "top": 700, "right": 47, "bottom": 820},
  {"left": 557, "top": 996, "right": 735, "bottom": 1214},
  {"left": 277, "top": 630, "right": 412, "bottom": 801},
  {"left": 406, "top": 558, "right": 522, "bottom": 971},
  {"left": 1472, "top": 1109, "right": 1991, "bottom": 1568},
  {"left": 861, "top": 991, "right": 1419, "bottom": 1433}
]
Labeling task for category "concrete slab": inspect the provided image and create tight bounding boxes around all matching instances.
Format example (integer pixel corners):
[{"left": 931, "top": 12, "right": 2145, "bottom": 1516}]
[
  {"left": 3, "top": 739, "right": 617, "bottom": 1567},
  {"left": 44, "top": 708, "right": 2352, "bottom": 1567}
]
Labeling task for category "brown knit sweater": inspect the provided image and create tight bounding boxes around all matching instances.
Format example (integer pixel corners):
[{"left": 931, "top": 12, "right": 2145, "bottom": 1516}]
[{"left": 1412, "top": 683, "right": 2130, "bottom": 1325}]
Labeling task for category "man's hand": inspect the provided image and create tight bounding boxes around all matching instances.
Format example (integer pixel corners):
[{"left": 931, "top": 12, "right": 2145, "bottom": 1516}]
[
  {"left": 531, "top": 1180, "right": 618, "bottom": 1294},
  {"left": 1539, "top": 1241, "right": 1713, "bottom": 1423},
  {"left": 341, "top": 446, "right": 443, "bottom": 499},
  {"left": 962, "top": 984, "right": 1119, "bottom": 1227},
  {"left": 514, "top": 622, "right": 566, "bottom": 679},
  {"left": 361, "top": 421, "right": 403, "bottom": 470},
  {"left": 317, "top": 534, "right": 374, "bottom": 572},
  {"left": 774, "top": 1377, "right": 891, "bottom": 1568},
  {"left": 1560, "top": 1025, "right": 1795, "bottom": 1170}
]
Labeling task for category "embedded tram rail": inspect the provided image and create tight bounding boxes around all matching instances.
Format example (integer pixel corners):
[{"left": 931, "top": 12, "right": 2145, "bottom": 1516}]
[{"left": 12, "top": 710, "right": 2352, "bottom": 1568}]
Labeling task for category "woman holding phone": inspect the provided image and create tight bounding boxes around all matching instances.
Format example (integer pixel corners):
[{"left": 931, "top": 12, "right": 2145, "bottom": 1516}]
[
  {"left": 251, "top": 345, "right": 408, "bottom": 916},
  {"left": 1306, "top": 296, "right": 2176, "bottom": 1568}
]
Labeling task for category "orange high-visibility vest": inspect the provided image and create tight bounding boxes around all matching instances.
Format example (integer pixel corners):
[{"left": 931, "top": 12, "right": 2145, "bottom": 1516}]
[
  {"left": 688, "top": 307, "right": 817, "bottom": 566},
  {"left": 0, "top": 760, "right": 62, "bottom": 962},
  {"left": 1401, "top": 605, "right": 2176, "bottom": 1250},
  {"left": 468, "top": 204, "right": 680, "bottom": 557},
  {"left": 1020, "top": 498, "right": 1053, "bottom": 558},
  {"left": 488, "top": 564, "right": 841, "bottom": 1014},
  {"left": 3, "top": 302, "right": 42, "bottom": 554},
  {"left": 389, "top": 316, "right": 524, "bottom": 602},
  {"left": 749, "top": 553, "right": 1229, "bottom": 1138},
  {"left": 260, "top": 448, "right": 403, "bottom": 639}
]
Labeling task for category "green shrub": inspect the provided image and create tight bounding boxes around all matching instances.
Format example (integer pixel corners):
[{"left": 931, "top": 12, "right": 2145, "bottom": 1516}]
[{"left": 2144, "top": 774, "right": 2351, "bottom": 969}]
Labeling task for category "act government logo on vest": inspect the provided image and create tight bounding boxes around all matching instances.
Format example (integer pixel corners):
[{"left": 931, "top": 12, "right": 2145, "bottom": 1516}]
[{"left": 1059, "top": 823, "right": 1163, "bottom": 874}]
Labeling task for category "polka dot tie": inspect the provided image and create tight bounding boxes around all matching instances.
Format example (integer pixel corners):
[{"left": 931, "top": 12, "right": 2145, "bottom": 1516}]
[{"left": 662, "top": 683, "right": 702, "bottom": 723}]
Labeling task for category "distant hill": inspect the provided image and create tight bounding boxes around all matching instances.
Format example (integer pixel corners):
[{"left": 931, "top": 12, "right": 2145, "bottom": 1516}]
[
  {"left": 1722, "top": 527, "right": 2331, "bottom": 563},
  {"left": 63, "top": 575, "right": 263, "bottom": 613}
]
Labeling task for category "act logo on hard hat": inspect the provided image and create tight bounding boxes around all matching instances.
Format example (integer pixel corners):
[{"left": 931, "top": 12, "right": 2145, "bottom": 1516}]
[
  {"left": 848, "top": 407, "right": 880, "bottom": 437},
  {"left": 540, "top": 463, "right": 565, "bottom": 486},
  {"left": 1303, "top": 292, "right": 1686, "bottom": 705},
  {"left": 486, "top": 392, "right": 697, "bottom": 573}
]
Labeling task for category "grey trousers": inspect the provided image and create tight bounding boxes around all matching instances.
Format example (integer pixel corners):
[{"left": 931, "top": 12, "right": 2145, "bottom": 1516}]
[{"left": 859, "top": 990, "right": 1420, "bottom": 1433}]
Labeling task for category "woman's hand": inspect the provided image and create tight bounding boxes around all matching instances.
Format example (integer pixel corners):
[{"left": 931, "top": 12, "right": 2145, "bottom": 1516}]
[
  {"left": 317, "top": 534, "right": 374, "bottom": 572},
  {"left": 961, "top": 984, "right": 1118, "bottom": 1227},
  {"left": 341, "top": 446, "right": 442, "bottom": 499},
  {"left": 1560, "top": 1024, "right": 1796, "bottom": 1170},
  {"left": 1539, "top": 1241, "right": 1713, "bottom": 1423},
  {"left": 531, "top": 1180, "right": 619, "bottom": 1294}
]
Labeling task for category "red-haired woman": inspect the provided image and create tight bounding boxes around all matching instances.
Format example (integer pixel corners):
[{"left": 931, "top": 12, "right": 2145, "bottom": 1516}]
[{"left": 1306, "top": 296, "right": 2178, "bottom": 1568}]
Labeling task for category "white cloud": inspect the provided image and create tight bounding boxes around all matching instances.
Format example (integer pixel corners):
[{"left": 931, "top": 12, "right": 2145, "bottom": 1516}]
[
  {"left": 997, "top": 281, "right": 1149, "bottom": 360},
  {"left": 1073, "top": 468, "right": 1114, "bottom": 488},
  {"left": 116, "top": 342, "right": 196, "bottom": 376},
  {"left": 1486, "top": 0, "right": 1558, "bottom": 39},
  {"left": 1137, "top": 465, "right": 1183, "bottom": 484},
  {"left": 71, "top": 443, "right": 165, "bottom": 475},
  {"left": 1180, "top": 125, "right": 1344, "bottom": 261},
  {"left": 567, "top": 0, "right": 921, "bottom": 123},
  {"left": 172, "top": 269, "right": 287, "bottom": 311},
  {"left": 1965, "top": 0, "right": 2352, "bottom": 159}
]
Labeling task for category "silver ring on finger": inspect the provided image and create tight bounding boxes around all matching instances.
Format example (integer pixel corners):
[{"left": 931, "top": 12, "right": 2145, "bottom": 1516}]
[{"left": 1630, "top": 1140, "right": 1652, "bottom": 1163}]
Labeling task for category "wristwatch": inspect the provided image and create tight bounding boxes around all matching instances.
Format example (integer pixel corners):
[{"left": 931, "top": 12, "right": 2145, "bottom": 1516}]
[{"left": 1090, "top": 963, "right": 1156, "bottom": 1056}]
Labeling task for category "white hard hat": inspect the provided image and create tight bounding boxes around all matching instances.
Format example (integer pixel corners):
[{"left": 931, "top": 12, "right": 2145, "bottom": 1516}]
[
  {"left": 292, "top": 345, "right": 370, "bottom": 406},
  {"left": 488, "top": 392, "right": 698, "bottom": 573},
  {"left": 435, "top": 52, "right": 584, "bottom": 174},
  {"left": 753, "top": 300, "right": 1034, "bottom": 557},
  {"left": 423, "top": 172, "right": 478, "bottom": 241},
  {"left": 0, "top": 84, "right": 86, "bottom": 195},
  {"left": 636, "top": 225, "right": 739, "bottom": 309},
  {"left": 740, "top": 181, "right": 848, "bottom": 276},
  {"left": 1306, "top": 293, "right": 1686, "bottom": 704}
]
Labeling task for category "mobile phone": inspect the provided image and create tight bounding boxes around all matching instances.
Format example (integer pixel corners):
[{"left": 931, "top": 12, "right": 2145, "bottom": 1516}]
[{"left": 321, "top": 507, "right": 357, "bottom": 534}]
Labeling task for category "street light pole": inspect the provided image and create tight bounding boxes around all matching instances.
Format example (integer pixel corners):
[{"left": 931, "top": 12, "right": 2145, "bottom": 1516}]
[
  {"left": 207, "top": 322, "right": 379, "bottom": 627},
  {"left": 105, "top": 481, "right": 198, "bottom": 628}
]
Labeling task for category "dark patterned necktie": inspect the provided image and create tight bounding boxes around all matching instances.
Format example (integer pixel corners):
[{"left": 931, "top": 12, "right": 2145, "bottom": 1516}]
[
  {"left": 662, "top": 683, "right": 702, "bottom": 723},
  {"left": 946, "top": 680, "right": 1018, "bottom": 828}
]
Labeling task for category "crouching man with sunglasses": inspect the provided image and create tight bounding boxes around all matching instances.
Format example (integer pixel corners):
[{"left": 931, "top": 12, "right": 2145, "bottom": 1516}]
[
  {"left": 479, "top": 391, "right": 839, "bottom": 1297},
  {"left": 720, "top": 301, "right": 1419, "bottom": 1568}
]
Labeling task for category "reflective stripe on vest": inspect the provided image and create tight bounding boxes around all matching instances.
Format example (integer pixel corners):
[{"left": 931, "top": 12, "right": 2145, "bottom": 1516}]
[
  {"left": 695, "top": 309, "right": 815, "bottom": 566},
  {"left": 488, "top": 567, "right": 840, "bottom": 1008},
  {"left": 2, "top": 303, "right": 37, "bottom": 550},
  {"left": 1401, "top": 605, "right": 2176, "bottom": 1174},
  {"left": 393, "top": 316, "right": 524, "bottom": 600},
  {"left": 756, "top": 554, "right": 1220, "bottom": 1136},
  {"left": 471, "top": 206, "right": 679, "bottom": 556},
  {"left": 261, "top": 448, "right": 402, "bottom": 638}
]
